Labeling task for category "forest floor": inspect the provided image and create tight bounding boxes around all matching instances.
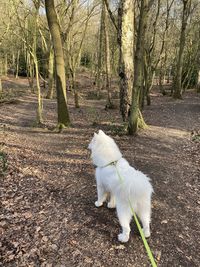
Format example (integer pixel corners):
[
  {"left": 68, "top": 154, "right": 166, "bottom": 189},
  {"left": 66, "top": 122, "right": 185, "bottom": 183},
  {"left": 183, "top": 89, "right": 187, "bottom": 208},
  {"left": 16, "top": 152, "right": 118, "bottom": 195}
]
[{"left": 0, "top": 74, "right": 200, "bottom": 267}]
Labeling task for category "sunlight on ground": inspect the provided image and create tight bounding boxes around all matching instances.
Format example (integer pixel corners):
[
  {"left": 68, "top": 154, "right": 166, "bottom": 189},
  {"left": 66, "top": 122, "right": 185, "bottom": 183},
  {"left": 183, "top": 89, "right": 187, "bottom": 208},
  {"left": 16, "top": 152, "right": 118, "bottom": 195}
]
[{"left": 149, "top": 125, "right": 190, "bottom": 139}]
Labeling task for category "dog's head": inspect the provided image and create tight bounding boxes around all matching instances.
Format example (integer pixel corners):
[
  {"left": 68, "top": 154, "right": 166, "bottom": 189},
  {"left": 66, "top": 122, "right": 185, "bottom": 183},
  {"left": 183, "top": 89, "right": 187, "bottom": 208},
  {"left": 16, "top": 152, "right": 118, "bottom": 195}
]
[{"left": 88, "top": 130, "right": 122, "bottom": 167}]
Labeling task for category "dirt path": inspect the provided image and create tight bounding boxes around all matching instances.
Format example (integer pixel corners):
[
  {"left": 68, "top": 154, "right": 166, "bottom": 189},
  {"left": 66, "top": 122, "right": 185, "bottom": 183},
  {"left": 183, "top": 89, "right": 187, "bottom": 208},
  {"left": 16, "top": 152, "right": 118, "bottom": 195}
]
[{"left": 0, "top": 78, "right": 200, "bottom": 267}]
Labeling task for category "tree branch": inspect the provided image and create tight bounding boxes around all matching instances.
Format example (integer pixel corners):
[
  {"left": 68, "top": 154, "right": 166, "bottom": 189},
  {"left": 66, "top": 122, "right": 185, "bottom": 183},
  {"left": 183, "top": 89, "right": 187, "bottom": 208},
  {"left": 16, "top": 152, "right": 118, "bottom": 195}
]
[{"left": 103, "top": 0, "right": 118, "bottom": 31}]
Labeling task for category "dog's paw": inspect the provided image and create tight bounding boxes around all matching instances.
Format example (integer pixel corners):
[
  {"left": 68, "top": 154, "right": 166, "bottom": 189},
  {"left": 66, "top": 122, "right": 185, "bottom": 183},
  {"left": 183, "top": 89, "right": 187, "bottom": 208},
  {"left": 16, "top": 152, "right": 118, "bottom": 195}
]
[
  {"left": 142, "top": 228, "right": 150, "bottom": 238},
  {"left": 107, "top": 202, "right": 116, "bottom": 209},
  {"left": 118, "top": 233, "right": 129, "bottom": 243},
  {"left": 95, "top": 201, "right": 103, "bottom": 207}
]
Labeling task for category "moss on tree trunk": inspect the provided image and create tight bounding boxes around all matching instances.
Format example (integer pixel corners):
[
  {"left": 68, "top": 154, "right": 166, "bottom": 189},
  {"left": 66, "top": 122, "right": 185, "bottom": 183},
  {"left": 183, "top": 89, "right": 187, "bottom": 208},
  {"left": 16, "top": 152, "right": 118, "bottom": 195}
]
[{"left": 128, "top": 0, "right": 148, "bottom": 135}]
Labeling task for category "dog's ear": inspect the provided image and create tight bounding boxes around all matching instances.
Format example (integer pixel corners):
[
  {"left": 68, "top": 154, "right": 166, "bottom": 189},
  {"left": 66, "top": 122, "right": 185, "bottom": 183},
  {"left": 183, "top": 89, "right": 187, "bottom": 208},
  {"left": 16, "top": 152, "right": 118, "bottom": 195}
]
[{"left": 98, "top": 130, "right": 105, "bottom": 135}]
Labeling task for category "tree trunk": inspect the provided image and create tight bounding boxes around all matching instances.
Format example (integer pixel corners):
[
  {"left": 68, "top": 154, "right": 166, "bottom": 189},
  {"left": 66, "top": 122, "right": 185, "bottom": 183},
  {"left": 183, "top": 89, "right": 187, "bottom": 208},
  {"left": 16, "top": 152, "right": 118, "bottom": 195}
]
[
  {"left": 46, "top": 45, "right": 54, "bottom": 99},
  {"left": 45, "top": 0, "right": 70, "bottom": 129},
  {"left": 102, "top": 1, "right": 112, "bottom": 108},
  {"left": 159, "top": 65, "right": 166, "bottom": 95},
  {"left": 146, "top": 71, "right": 155, "bottom": 106},
  {"left": 0, "top": 59, "right": 2, "bottom": 76},
  {"left": 128, "top": 0, "right": 148, "bottom": 135},
  {"left": 96, "top": 9, "right": 104, "bottom": 98},
  {"left": 4, "top": 54, "right": 7, "bottom": 76},
  {"left": 143, "top": 54, "right": 155, "bottom": 106},
  {"left": 33, "top": 1, "right": 43, "bottom": 125},
  {"left": 173, "top": 0, "right": 191, "bottom": 99},
  {"left": 118, "top": 0, "right": 134, "bottom": 121},
  {"left": 70, "top": 69, "right": 80, "bottom": 108},
  {"left": 27, "top": 54, "right": 35, "bottom": 93},
  {"left": 197, "top": 70, "right": 200, "bottom": 93},
  {"left": 33, "top": 54, "right": 43, "bottom": 124},
  {"left": 15, "top": 50, "right": 20, "bottom": 79},
  {"left": 0, "top": 78, "right": 2, "bottom": 94}
]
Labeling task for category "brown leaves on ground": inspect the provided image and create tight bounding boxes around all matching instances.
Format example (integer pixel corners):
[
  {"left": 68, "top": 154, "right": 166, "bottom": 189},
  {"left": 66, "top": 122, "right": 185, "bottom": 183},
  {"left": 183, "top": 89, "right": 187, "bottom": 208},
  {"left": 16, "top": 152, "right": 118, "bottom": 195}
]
[{"left": 0, "top": 76, "right": 200, "bottom": 266}]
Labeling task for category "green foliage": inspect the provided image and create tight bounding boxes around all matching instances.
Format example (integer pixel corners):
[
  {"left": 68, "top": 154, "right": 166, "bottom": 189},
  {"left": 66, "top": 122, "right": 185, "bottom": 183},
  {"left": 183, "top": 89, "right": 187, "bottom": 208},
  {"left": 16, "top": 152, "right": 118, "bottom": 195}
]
[{"left": 80, "top": 53, "right": 92, "bottom": 68}]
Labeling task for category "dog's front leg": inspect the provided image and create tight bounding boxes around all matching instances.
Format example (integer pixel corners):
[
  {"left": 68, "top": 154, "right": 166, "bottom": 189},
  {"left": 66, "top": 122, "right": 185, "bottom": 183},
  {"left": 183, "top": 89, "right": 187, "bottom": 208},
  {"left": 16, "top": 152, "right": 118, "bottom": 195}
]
[
  {"left": 107, "top": 194, "right": 116, "bottom": 209},
  {"left": 95, "top": 184, "right": 107, "bottom": 207}
]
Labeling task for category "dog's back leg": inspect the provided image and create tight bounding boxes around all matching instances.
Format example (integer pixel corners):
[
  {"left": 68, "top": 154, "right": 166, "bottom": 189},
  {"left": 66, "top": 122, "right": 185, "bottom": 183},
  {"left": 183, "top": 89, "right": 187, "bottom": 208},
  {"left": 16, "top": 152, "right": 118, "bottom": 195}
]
[
  {"left": 116, "top": 203, "right": 132, "bottom": 242},
  {"left": 137, "top": 200, "right": 151, "bottom": 238}
]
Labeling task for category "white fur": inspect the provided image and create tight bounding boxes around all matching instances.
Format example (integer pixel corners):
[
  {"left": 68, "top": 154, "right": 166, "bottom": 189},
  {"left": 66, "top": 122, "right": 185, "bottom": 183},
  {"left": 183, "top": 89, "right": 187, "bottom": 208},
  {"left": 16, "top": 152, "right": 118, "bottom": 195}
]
[{"left": 88, "top": 130, "right": 153, "bottom": 243}]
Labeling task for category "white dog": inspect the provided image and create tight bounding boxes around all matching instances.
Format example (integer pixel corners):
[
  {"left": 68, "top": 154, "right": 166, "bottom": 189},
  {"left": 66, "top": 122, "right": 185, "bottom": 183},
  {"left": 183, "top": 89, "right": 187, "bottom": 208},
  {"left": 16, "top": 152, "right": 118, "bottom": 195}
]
[{"left": 88, "top": 130, "right": 153, "bottom": 243}]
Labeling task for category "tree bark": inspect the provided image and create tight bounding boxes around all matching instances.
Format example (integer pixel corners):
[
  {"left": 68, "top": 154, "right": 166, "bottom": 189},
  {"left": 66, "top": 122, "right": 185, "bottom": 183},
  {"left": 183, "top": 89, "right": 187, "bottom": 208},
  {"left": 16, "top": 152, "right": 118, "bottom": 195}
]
[
  {"left": 96, "top": 8, "right": 104, "bottom": 98},
  {"left": 70, "top": 71, "right": 79, "bottom": 108},
  {"left": 128, "top": 0, "right": 148, "bottom": 135},
  {"left": 33, "top": 1, "right": 43, "bottom": 124},
  {"left": 46, "top": 45, "right": 54, "bottom": 99},
  {"left": 4, "top": 54, "right": 7, "bottom": 76},
  {"left": 0, "top": 78, "right": 2, "bottom": 94},
  {"left": 45, "top": 0, "right": 70, "bottom": 128},
  {"left": 173, "top": 0, "right": 191, "bottom": 99},
  {"left": 33, "top": 54, "right": 43, "bottom": 124},
  {"left": 15, "top": 50, "right": 20, "bottom": 79},
  {"left": 197, "top": 70, "right": 200, "bottom": 93},
  {"left": 118, "top": 0, "right": 134, "bottom": 121},
  {"left": 102, "top": 1, "right": 112, "bottom": 108}
]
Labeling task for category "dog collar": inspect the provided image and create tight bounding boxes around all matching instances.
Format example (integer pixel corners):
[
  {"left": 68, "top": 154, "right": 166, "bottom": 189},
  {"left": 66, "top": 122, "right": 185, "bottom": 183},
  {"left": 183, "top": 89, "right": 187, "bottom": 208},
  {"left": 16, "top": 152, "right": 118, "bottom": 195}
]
[{"left": 100, "top": 158, "right": 122, "bottom": 168}]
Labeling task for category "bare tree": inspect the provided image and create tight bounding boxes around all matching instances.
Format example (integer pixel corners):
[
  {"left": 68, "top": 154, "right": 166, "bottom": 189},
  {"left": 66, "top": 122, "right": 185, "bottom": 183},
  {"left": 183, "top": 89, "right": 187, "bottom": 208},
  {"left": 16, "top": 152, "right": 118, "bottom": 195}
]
[
  {"left": 45, "top": 0, "right": 71, "bottom": 129},
  {"left": 46, "top": 44, "right": 54, "bottom": 99},
  {"left": 197, "top": 71, "right": 200, "bottom": 93},
  {"left": 128, "top": 0, "right": 150, "bottom": 135},
  {"left": 118, "top": 0, "right": 134, "bottom": 121},
  {"left": 102, "top": 0, "right": 112, "bottom": 108},
  {"left": 11, "top": 0, "right": 43, "bottom": 124},
  {"left": 173, "top": 0, "right": 191, "bottom": 99},
  {"left": 96, "top": 7, "right": 104, "bottom": 98},
  {"left": 144, "top": 0, "right": 175, "bottom": 104}
]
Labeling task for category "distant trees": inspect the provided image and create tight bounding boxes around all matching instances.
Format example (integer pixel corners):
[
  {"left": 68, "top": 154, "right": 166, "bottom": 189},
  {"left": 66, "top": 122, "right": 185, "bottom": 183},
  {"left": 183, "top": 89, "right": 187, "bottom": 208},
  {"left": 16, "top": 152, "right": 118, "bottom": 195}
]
[
  {"left": 173, "top": 0, "right": 192, "bottom": 99},
  {"left": 96, "top": 0, "right": 114, "bottom": 108},
  {"left": 197, "top": 71, "right": 200, "bottom": 93},
  {"left": 0, "top": 0, "right": 200, "bottom": 134},
  {"left": 0, "top": 1, "right": 13, "bottom": 94}
]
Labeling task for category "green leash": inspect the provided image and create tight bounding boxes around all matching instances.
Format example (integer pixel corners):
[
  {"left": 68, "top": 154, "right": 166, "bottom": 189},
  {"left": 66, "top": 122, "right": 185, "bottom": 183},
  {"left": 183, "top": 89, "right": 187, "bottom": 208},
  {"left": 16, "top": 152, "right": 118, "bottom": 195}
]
[{"left": 114, "top": 162, "right": 157, "bottom": 267}]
